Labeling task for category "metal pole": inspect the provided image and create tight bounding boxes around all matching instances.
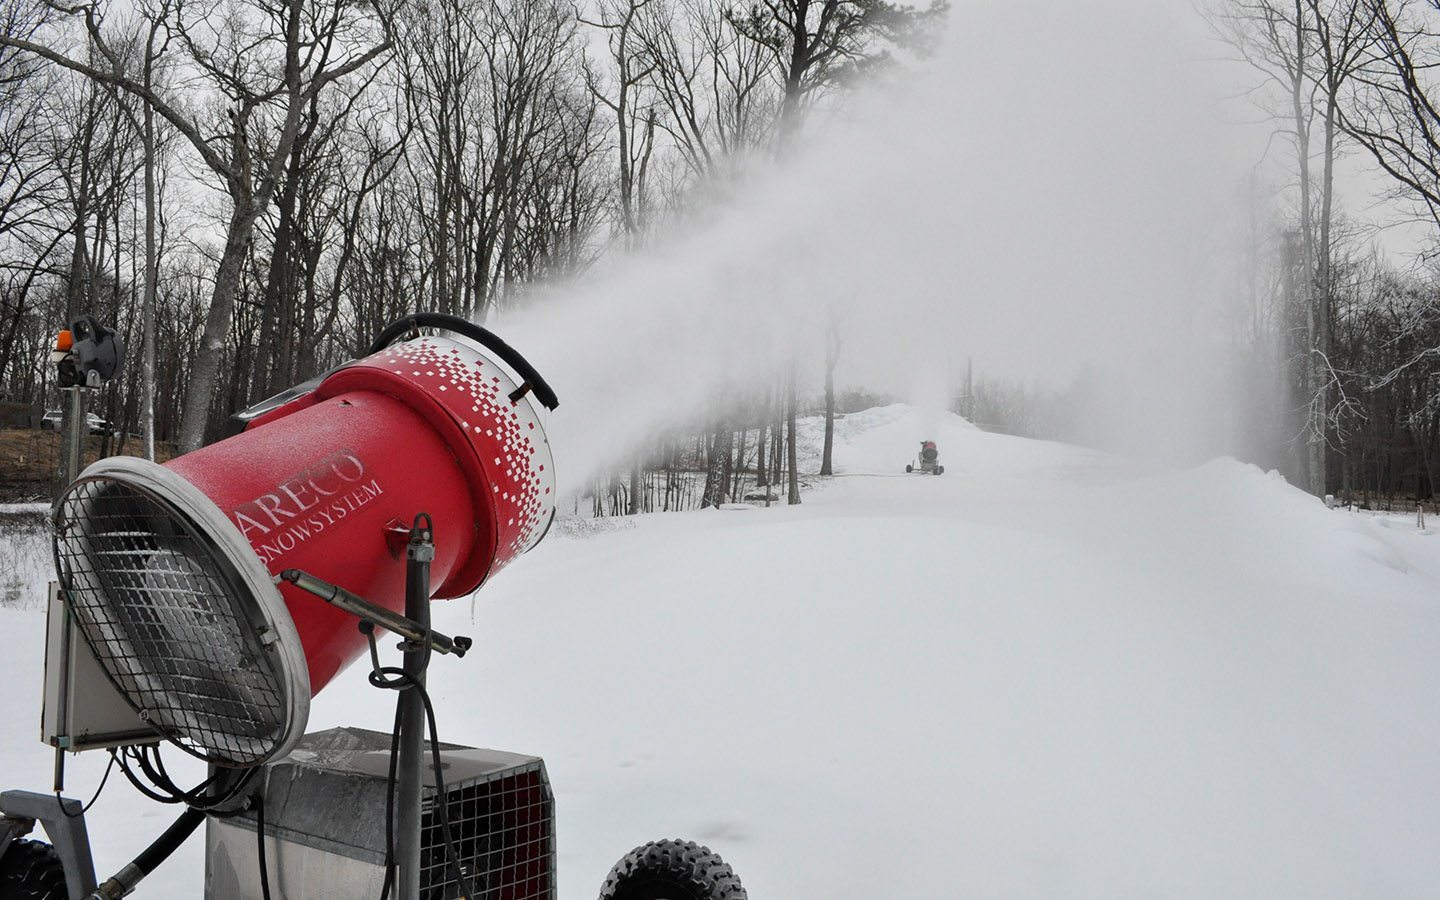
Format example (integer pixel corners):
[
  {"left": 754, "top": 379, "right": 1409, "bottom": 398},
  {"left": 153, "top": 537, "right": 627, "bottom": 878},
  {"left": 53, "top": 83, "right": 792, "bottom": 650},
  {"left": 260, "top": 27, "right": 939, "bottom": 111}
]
[
  {"left": 52, "top": 384, "right": 87, "bottom": 792},
  {"left": 63, "top": 386, "right": 85, "bottom": 486},
  {"left": 396, "top": 516, "right": 434, "bottom": 900}
]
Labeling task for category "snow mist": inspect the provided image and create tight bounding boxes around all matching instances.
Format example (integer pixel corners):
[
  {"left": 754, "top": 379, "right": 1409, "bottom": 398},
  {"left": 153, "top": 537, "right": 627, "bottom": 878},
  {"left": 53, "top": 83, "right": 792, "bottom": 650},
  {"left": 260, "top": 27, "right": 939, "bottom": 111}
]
[{"left": 503, "top": 0, "right": 1259, "bottom": 490}]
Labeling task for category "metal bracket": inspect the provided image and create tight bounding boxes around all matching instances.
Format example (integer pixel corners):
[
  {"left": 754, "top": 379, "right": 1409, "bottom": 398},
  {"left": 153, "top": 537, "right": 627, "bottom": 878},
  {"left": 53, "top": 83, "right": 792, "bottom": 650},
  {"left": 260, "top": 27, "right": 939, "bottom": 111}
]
[
  {"left": 1, "top": 814, "right": 35, "bottom": 850},
  {"left": 0, "top": 790, "right": 99, "bottom": 900},
  {"left": 276, "top": 569, "right": 471, "bottom": 657}
]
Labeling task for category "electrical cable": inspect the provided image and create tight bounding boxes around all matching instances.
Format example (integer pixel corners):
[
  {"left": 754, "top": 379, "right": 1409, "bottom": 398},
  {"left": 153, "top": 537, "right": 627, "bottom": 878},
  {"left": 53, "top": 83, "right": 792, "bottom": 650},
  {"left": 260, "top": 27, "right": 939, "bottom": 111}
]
[
  {"left": 56, "top": 751, "right": 116, "bottom": 818},
  {"left": 255, "top": 794, "right": 273, "bottom": 900},
  {"left": 113, "top": 749, "right": 194, "bottom": 805},
  {"left": 363, "top": 622, "right": 474, "bottom": 900},
  {"left": 417, "top": 676, "right": 470, "bottom": 895},
  {"left": 379, "top": 691, "right": 403, "bottom": 900},
  {"left": 112, "top": 744, "right": 255, "bottom": 811}
]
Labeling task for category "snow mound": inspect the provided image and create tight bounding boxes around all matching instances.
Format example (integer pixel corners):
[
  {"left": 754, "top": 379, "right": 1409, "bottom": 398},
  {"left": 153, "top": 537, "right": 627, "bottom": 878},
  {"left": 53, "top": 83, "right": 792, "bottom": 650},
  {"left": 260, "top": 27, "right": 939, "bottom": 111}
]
[{"left": 3, "top": 407, "right": 1440, "bottom": 899}]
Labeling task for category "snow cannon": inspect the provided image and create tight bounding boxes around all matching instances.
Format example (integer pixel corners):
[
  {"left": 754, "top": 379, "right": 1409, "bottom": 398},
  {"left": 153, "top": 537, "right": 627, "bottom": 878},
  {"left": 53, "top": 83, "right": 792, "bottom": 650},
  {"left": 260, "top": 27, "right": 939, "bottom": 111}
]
[
  {"left": 906, "top": 440, "right": 944, "bottom": 475},
  {"left": 48, "top": 313, "right": 559, "bottom": 768},
  {"left": 13, "top": 312, "right": 749, "bottom": 900}
]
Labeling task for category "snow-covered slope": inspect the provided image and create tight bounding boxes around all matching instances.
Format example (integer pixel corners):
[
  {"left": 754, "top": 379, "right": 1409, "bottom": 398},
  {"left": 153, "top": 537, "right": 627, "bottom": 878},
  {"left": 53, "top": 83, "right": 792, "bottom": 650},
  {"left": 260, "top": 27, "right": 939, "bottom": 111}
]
[{"left": 4, "top": 406, "right": 1439, "bottom": 898}]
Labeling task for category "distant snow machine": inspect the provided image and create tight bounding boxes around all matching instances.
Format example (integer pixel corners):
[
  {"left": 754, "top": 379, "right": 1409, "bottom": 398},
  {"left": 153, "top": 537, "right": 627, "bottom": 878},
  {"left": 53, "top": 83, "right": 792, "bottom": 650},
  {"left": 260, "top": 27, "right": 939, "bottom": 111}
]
[{"left": 906, "top": 440, "right": 945, "bottom": 475}]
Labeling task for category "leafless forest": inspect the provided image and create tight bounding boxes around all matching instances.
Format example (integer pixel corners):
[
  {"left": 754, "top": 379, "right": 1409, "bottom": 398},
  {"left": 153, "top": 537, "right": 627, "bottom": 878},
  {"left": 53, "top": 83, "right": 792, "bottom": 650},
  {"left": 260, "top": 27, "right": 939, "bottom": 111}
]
[
  {"left": 2, "top": 0, "right": 1440, "bottom": 511},
  {"left": 0, "top": 0, "right": 941, "bottom": 505},
  {"left": 1201, "top": 0, "right": 1440, "bottom": 508}
]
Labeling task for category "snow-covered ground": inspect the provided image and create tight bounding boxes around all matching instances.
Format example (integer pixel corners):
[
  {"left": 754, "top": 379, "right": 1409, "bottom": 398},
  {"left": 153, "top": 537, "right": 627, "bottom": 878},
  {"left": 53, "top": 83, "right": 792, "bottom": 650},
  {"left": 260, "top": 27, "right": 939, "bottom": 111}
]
[{"left": 4, "top": 405, "right": 1440, "bottom": 897}]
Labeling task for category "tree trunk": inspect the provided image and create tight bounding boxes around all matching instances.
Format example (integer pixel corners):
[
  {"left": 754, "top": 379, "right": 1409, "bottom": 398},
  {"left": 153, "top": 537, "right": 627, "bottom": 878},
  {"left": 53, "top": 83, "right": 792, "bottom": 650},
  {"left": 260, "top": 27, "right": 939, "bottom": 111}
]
[
  {"left": 820, "top": 332, "right": 838, "bottom": 476},
  {"left": 755, "top": 419, "right": 768, "bottom": 487},
  {"left": 701, "top": 424, "right": 732, "bottom": 509},
  {"left": 731, "top": 428, "right": 747, "bottom": 502},
  {"left": 58, "top": 126, "right": 94, "bottom": 486},
  {"left": 177, "top": 202, "right": 260, "bottom": 452},
  {"left": 1290, "top": 0, "right": 1323, "bottom": 496},
  {"left": 141, "top": 77, "right": 158, "bottom": 461},
  {"left": 251, "top": 150, "right": 302, "bottom": 403},
  {"left": 786, "top": 369, "right": 800, "bottom": 505},
  {"left": 628, "top": 457, "right": 643, "bottom": 515},
  {"left": 776, "top": 0, "right": 812, "bottom": 151},
  {"left": 771, "top": 403, "right": 783, "bottom": 487},
  {"left": 1315, "top": 61, "right": 1339, "bottom": 499}
]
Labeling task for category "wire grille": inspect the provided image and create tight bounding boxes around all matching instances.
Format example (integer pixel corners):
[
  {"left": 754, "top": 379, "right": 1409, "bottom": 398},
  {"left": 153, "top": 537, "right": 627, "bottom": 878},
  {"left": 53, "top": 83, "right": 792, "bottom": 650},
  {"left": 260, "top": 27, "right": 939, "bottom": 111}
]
[
  {"left": 52, "top": 476, "right": 290, "bottom": 766},
  {"left": 421, "top": 763, "right": 555, "bottom": 900}
]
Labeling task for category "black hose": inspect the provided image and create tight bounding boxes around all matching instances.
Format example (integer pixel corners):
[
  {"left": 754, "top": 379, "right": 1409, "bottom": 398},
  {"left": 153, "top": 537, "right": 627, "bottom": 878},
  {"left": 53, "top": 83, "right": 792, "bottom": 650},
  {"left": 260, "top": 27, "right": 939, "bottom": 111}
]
[
  {"left": 366, "top": 312, "right": 560, "bottom": 411},
  {"left": 87, "top": 807, "right": 206, "bottom": 899},
  {"left": 132, "top": 807, "right": 205, "bottom": 875}
]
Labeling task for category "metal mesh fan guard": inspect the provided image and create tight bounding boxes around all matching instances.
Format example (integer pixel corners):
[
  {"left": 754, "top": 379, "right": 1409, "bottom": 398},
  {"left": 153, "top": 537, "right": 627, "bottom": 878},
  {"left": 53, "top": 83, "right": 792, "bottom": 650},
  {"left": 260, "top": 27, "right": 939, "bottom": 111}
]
[
  {"left": 420, "top": 762, "right": 554, "bottom": 900},
  {"left": 52, "top": 458, "right": 309, "bottom": 767}
]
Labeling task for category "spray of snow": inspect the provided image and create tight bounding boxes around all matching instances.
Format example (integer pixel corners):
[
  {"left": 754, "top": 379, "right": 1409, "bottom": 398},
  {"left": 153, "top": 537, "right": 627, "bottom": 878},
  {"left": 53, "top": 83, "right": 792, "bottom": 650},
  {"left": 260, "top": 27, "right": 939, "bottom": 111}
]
[{"left": 503, "top": 0, "right": 1261, "bottom": 489}]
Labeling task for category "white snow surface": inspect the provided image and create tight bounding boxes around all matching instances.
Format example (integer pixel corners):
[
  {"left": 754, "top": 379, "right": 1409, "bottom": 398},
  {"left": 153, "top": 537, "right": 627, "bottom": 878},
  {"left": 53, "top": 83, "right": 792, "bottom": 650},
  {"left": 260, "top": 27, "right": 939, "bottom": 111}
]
[{"left": 4, "top": 405, "right": 1440, "bottom": 898}]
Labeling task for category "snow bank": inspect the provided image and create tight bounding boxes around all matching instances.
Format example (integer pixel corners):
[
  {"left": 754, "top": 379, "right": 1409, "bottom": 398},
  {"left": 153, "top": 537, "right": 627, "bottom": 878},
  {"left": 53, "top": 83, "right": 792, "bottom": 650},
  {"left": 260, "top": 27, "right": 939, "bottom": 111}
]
[{"left": 3, "top": 406, "right": 1438, "bottom": 898}]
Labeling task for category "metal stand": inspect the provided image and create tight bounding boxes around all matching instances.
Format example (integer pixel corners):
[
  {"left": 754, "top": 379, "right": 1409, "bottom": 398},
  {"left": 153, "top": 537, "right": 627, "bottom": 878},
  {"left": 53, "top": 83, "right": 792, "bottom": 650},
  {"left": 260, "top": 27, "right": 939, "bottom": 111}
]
[
  {"left": 279, "top": 515, "right": 471, "bottom": 900},
  {"left": 396, "top": 517, "right": 434, "bottom": 900},
  {"left": 51, "top": 384, "right": 89, "bottom": 794},
  {"left": 63, "top": 386, "right": 85, "bottom": 488}
]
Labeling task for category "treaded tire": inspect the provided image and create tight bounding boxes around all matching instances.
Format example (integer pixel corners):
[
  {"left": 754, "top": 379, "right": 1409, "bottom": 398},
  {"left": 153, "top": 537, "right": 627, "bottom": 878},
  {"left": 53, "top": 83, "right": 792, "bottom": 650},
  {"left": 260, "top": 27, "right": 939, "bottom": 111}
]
[
  {"left": 0, "top": 839, "right": 68, "bottom": 900},
  {"left": 598, "top": 839, "right": 747, "bottom": 900}
]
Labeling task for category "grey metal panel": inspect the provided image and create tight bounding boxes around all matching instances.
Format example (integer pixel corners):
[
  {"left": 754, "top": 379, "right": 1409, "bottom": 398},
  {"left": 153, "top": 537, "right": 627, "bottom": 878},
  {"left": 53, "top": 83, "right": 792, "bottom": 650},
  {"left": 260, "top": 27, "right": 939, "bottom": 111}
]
[
  {"left": 41, "top": 583, "right": 159, "bottom": 751},
  {"left": 206, "top": 818, "right": 385, "bottom": 900}
]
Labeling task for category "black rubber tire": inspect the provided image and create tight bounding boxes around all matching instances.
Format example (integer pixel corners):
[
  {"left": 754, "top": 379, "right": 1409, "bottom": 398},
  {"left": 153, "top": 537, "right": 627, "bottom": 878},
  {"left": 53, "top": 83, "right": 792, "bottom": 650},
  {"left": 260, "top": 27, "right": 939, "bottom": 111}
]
[
  {"left": 0, "top": 839, "right": 68, "bottom": 900},
  {"left": 905, "top": 464, "right": 913, "bottom": 473},
  {"left": 935, "top": 465, "right": 944, "bottom": 475},
  {"left": 598, "top": 839, "right": 747, "bottom": 900}
]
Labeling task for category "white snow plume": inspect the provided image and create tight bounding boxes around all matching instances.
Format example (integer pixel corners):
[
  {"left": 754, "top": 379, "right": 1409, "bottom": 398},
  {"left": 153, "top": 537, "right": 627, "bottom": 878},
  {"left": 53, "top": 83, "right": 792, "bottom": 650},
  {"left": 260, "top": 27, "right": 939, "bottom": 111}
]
[{"left": 503, "top": 0, "right": 1260, "bottom": 489}]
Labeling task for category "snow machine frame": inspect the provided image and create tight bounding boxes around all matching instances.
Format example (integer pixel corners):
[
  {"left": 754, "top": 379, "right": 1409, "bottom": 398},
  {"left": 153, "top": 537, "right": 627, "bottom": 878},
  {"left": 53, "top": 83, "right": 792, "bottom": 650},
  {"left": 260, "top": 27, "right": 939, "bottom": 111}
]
[{"left": 0, "top": 790, "right": 99, "bottom": 898}]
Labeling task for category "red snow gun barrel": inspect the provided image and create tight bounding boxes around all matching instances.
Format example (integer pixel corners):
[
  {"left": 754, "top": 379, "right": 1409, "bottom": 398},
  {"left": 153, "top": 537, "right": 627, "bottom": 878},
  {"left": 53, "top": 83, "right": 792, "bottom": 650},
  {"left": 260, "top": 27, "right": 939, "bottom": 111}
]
[{"left": 50, "top": 314, "right": 558, "bottom": 767}]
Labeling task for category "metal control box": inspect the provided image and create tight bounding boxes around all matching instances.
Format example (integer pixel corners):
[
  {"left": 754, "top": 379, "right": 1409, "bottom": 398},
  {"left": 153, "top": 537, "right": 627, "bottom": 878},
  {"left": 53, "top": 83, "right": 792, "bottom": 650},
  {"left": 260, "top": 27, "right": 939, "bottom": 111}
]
[
  {"left": 41, "top": 582, "right": 159, "bottom": 751},
  {"left": 205, "top": 727, "right": 555, "bottom": 900}
]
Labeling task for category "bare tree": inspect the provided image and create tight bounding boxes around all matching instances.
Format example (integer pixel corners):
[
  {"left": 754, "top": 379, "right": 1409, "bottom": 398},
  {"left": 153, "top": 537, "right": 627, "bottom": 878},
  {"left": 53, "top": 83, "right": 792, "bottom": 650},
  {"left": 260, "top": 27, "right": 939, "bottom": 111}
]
[
  {"left": 2, "top": 0, "right": 395, "bottom": 450},
  {"left": 1207, "top": 0, "right": 1375, "bottom": 494},
  {"left": 730, "top": 0, "right": 947, "bottom": 145},
  {"left": 635, "top": 0, "right": 778, "bottom": 183},
  {"left": 1340, "top": 2, "right": 1440, "bottom": 230},
  {"left": 0, "top": 4, "right": 65, "bottom": 392},
  {"left": 584, "top": 0, "right": 660, "bottom": 246}
]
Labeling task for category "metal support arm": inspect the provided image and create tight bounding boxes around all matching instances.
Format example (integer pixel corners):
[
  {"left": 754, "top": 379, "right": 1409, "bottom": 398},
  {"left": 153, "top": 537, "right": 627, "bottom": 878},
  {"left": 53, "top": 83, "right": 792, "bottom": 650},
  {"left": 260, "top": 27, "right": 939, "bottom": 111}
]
[{"left": 276, "top": 569, "right": 471, "bottom": 657}]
